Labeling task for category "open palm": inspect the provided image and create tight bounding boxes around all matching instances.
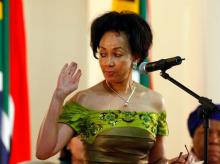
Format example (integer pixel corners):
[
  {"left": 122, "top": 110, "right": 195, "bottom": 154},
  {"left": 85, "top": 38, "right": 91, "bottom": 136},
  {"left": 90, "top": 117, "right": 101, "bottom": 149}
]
[{"left": 56, "top": 62, "right": 82, "bottom": 99}]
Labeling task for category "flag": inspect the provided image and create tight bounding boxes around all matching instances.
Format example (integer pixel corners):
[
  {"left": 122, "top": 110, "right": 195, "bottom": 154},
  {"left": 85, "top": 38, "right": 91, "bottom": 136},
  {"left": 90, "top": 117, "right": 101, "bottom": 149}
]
[
  {"left": 0, "top": 0, "right": 31, "bottom": 163},
  {"left": 112, "top": 0, "right": 139, "bottom": 13},
  {"left": 112, "top": 0, "right": 153, "bottom": 88},
  {"left": 1, "top": 0, "right": 11, "bottom": 163}
]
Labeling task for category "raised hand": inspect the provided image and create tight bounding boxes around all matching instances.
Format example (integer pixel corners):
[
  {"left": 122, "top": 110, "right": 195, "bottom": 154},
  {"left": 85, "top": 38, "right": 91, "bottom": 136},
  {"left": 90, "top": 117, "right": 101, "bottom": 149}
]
[{"left": 55, "top": 62, "right": 82, "bottom": 100}]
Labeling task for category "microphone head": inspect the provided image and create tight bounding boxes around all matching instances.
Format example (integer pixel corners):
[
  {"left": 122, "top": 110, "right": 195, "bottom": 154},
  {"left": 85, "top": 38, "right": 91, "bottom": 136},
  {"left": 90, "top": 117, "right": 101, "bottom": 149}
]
[{"left": 138, "top": 62, "right": 148, "bottom": 74}]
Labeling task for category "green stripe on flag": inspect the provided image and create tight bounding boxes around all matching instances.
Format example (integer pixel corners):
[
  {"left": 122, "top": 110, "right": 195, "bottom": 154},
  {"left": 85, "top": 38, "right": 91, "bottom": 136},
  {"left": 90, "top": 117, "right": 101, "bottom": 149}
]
[
  {"left": 1, "top": 1, "right": 10, "bottom": 162},
  {"left": 0, "top": 0, "right": 3, "bottom": 72},
  {"left": 139, "top": 0, "right": 146, "bottom": 19},
  {"left": 139, "top": 0, "right": 150, "bottom": 88},
  {"left": 0, "top": 0, "right": 9, "bottom": 115}
]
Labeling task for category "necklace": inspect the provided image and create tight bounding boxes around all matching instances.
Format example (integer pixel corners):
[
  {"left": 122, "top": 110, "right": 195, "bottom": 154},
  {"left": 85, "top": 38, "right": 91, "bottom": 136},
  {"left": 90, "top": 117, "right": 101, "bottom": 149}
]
[{"left": 105, "top": 80, "right": 136, "bottom": 107}]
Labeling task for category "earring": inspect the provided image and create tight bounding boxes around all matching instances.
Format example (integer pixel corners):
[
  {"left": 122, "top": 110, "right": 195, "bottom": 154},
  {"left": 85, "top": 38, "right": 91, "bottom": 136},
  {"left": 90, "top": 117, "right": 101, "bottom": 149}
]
[{"left": 132, "top": 61, "right": 138, "bottom": 70}]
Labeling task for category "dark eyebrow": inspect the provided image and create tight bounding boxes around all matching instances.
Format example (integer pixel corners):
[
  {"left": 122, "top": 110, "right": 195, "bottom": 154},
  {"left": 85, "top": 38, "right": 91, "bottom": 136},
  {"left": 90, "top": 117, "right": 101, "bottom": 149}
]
[
  {"left": 113, "top": 47, "right": 124, "bottom": 51},
  {"left": 99, "top": 46, "right": 124, "bottom": 51},
  {"left": 98, "top": 46, "right": 105, "bottom": 49}
]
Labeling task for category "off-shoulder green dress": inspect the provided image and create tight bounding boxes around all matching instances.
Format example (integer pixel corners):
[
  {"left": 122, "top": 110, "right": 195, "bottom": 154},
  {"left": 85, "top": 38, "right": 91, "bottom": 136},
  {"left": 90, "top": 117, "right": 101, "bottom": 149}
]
[{"left": 58, "top": 102, "right": 169, "bottom": 164}]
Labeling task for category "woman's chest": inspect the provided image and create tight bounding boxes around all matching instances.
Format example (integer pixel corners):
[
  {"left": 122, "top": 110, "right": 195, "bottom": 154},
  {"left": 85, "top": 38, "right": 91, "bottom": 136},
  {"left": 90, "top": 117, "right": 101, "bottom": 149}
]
[{"left": 78, "top": 93, "right": 157, "bottom": 113}]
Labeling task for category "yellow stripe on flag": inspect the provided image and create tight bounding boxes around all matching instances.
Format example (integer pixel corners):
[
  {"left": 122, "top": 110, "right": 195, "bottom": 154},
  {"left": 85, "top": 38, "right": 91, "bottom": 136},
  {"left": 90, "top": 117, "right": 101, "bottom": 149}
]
[
  {"left": 0, "top": 2, "right": 3, "bottom": 20},
  {"left": 112, "top": 0, "right": 139, "bottom": 14}
]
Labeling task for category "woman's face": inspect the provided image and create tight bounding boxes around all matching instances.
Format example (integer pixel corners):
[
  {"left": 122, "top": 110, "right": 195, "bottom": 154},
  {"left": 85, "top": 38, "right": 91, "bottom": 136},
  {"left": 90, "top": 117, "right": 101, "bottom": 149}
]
[
  {"left": 193, "top": 120, "right": 220, "bottom": 164},
  {"left": 98, "top": 31, "right": 133, "bottom": 83}
]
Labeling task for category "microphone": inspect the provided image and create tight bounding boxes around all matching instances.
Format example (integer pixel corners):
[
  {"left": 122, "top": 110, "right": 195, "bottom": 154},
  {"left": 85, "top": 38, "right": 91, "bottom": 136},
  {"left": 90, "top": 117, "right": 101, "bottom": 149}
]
[{"left": 139, "top": 56, "right": 185, "bottom": 74}]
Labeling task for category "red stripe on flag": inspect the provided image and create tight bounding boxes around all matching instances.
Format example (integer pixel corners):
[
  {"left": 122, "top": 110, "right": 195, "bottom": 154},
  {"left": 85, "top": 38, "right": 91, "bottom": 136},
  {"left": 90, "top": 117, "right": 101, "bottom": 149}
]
[{"left": 9, "top": 0, "right": 31, "bottom": 163}]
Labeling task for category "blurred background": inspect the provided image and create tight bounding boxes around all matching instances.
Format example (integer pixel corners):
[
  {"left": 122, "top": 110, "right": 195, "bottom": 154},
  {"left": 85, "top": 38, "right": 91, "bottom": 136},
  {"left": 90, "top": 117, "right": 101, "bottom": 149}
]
[{"left": 1, "top": 0, "right": 220, "bottom": 163}]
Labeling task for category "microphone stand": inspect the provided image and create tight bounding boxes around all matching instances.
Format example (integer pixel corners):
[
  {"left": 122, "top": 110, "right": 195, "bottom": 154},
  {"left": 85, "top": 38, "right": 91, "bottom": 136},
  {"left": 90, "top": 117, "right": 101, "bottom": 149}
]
[{"left": 160, "top": 70, "right": 219, "bottom": 164}]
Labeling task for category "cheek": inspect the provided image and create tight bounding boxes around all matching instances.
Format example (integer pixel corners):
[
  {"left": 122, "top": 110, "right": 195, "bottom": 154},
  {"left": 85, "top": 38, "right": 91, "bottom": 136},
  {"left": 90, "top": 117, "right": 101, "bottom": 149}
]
[
  {"left": 118, "top": 60, "right": 132, "bottom": 68},
  {"left": 117, "top": 57, "right": 133, "bottom": 67},
  {"left": 193, "top": 135, "right": 204, "bottom": 157},
  {"left": 98, "top": 57, "right": 133, "bottom": 74},
  {"left": 116, "top": 61, "right": 132, "bottom": 76},
  {"left": 99, "top": 60, "right": 106, "bottom": 70}
]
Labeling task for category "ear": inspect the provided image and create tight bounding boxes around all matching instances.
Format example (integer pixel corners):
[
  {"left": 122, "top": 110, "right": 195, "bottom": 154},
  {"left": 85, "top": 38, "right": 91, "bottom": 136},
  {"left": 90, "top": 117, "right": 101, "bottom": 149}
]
[{"left": 132, "top": 55, "right": 141, "bottom": 63}]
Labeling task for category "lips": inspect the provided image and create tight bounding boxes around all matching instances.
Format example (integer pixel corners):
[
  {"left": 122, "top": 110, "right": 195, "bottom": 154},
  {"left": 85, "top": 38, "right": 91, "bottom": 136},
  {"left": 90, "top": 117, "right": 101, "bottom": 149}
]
[
  {"left": 104, "top": 71, "right": 115, "bottom": 76},
  {"left": 208, "top": 147, "right": 220, "bottom": 159},
  {"left": 208, "top": 150, "right": 220, "bottom": 156}
]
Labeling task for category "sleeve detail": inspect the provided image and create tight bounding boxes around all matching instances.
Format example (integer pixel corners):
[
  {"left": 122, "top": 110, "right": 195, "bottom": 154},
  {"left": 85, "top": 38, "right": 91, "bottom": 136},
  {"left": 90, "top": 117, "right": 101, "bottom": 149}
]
[
  {"left": 58, "top": 102, "right": 89, "bottom": 134},
  {"left": 58, "top": 102, "right": 169, "bottom": 143},
  {"left": 157, "top": 112, "right": 169, "bottom": 136}
]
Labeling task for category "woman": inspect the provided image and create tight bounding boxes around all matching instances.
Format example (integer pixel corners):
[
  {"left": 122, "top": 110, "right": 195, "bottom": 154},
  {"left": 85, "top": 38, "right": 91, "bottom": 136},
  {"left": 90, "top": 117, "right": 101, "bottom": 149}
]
[
  {"left": 59, "top": 136, "right": 84, "bottom": 164},
  {"left": 186, "top": 104, "right": 220, "bottom": 164},
  {"left": 36, "top": 11, "right": 170, "bottom": 163}
]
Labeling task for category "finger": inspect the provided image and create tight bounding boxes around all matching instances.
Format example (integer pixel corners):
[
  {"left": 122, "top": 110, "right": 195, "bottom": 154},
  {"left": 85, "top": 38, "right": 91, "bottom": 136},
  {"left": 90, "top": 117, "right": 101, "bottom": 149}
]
[
  {"left": 72, "top": 69, "right": 82, "bottom": 82},
  {"left": 60, "top": 63, "right": 68, "bottom": 74},
  {"left": 69, "top": 63, "right": 77, "bottom": 77},
  {"left": 64, "top": 62, "right": 71, "bottom": 74},
  {"left": 64, "top": 62, "right": 76, "bottom": 74}
]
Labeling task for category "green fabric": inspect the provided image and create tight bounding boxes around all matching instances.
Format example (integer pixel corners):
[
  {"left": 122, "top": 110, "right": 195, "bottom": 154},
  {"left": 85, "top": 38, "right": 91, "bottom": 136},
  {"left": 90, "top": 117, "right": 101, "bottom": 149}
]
[{"left": 58, "top": 102, "right": 168, "bottom": 144}]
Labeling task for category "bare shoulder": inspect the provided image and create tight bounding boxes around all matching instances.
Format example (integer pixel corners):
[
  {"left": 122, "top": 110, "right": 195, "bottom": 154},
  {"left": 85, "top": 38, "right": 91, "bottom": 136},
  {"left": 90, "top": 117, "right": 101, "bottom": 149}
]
[
  {"left": 135, "top": 83, "right": 166, "bottom": 113},
  {"left": 67, "top": 81, "right": 104, "bottom": 105}
]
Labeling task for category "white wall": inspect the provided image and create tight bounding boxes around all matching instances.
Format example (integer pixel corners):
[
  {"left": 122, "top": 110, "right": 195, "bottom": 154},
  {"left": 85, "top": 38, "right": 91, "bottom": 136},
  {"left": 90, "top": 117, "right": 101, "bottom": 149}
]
[
  {"left": 23, "top": 0, "right": 88, "bottom": 162},
  {"left": 23, "top": 0, "right": 220, "bottom": 162},
  {"left": 151, "top": 0, "right": 206, "bottom": 157},
  {"left": 204, "top": 1, "right": 220, "bottom": 101},
  {"left": 151, "top": 0, "right": 220, "bottom": 157}
]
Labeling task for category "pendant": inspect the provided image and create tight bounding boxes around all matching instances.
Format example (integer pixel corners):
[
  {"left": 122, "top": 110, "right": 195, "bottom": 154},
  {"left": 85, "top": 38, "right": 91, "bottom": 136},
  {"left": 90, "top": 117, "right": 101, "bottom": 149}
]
[{"left": 124, "top": 101, "right": 129, "bottom": 107}]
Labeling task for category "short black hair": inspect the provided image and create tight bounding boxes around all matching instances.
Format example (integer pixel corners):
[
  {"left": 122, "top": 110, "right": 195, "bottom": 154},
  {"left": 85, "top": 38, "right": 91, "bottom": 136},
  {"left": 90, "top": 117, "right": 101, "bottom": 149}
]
[
  {"left": 90, "top": 11, "right": 153, "bottom": 64},
  {"left": 59, "top": 146, "right": 71, "bottom": 164}
]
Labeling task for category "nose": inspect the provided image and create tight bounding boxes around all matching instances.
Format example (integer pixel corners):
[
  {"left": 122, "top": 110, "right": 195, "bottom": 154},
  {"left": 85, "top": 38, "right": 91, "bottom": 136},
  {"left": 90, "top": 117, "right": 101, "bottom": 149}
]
[
  {"left": 105, "top": 56, "right": 115, "bottom": 66},
  {"left": 209, "top": 131, "right": 220, "bottom": 144}
]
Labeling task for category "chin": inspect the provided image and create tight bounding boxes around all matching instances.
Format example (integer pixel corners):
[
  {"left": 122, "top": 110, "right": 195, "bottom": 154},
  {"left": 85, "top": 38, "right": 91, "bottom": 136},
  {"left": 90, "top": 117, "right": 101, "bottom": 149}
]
[
  {"left": 208, "top": 157, "right": 220, "bottom": 164},
  {"left": 104, "top": 75, "right": 114, "bottom": 81},
  {"left": 105, "top": 77, "right": 121, "bottom": 83},
  {"left": 105, "top": 78, "right": 114, "bottom": 83},
  {"left": 208, "top": 160, "right": 220, "bottom": 164}
]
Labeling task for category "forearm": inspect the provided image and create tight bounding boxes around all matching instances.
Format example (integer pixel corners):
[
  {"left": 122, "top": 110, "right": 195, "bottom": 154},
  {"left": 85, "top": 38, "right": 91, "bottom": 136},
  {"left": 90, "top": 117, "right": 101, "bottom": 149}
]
[
  {"left": 36, "top": 62, "right": 81, "bottom": 159},
  {"left": 36, "top": 89, "right": 65, "bottom": 159}
]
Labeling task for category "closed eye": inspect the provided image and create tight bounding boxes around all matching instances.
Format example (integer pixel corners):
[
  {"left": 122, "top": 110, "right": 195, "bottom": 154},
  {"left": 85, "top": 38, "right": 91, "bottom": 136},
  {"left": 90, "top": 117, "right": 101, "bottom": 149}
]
[
  {"left": 99, "top": 52, "right": 107, "bottom": 58},
  {"left": 114, "top": 53, "right": 123, "bottom": 57}
]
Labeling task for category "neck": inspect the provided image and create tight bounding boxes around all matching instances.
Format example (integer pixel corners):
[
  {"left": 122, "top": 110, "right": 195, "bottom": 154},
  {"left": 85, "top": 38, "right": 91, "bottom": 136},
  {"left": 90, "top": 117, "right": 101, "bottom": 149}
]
[{"left": 105, "top": 79, "right": 133, "bottom": 94}]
